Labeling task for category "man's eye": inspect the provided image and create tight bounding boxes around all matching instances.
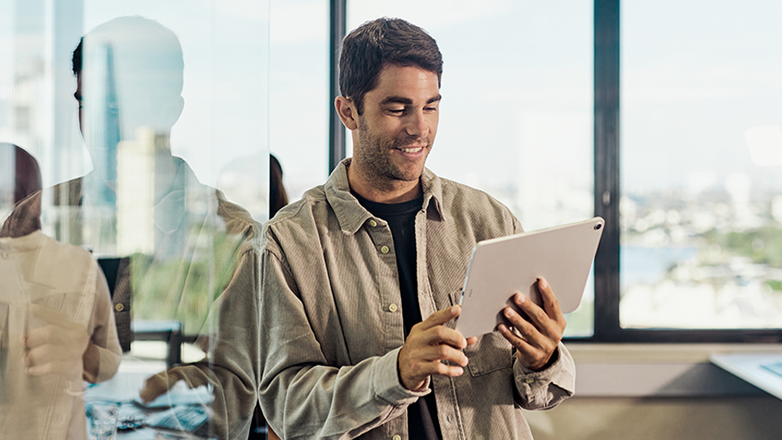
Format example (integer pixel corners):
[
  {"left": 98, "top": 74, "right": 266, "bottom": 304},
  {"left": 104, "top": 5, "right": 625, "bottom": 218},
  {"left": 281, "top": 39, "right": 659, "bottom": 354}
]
[{"left": 388, "top": 108, "right": 404, "bottom": 114}]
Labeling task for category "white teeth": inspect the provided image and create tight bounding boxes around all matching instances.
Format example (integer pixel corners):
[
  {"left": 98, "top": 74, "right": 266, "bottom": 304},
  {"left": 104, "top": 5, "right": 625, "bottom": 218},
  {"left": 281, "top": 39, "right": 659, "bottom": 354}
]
[{"left": 400, "top": 147, "right": 423, "bottom": 153}]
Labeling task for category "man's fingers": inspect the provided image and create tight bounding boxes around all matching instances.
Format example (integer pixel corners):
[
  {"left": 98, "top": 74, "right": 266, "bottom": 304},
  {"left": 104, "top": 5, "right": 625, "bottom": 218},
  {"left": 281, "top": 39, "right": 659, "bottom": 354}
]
[
  {"left": 418, "top": 325, "right": 468, "bottom": 351},
  {"left": 536, "top": 277, "right": 566, "bottom": 326},
  {"left": 140, "top": 371, "right": 181, "bottom": 403},
  {"left": 497, "top": 324, "right": 553, "bottom": 369},
  {"left": 418, "top": 305, "right": 461, "bottom": 330},
  {"left": 511, "top": 292, "right": 563, "bottom": 337},
  {"left": 401, "top": 354, "right": 467, "bottom": 382},
  {"left": 420, "top": 342, "right": 469, "bottom": 366},
  {"left": 429, "top": 361, "right": 465, "bottom": 378},
  {"left": 501, "top": 307, "right": 547, "bottom": 347}
]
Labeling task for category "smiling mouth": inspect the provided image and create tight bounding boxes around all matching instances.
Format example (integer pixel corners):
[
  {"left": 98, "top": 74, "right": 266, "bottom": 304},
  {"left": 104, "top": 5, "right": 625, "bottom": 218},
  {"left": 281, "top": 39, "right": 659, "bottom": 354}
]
[{"left": 398, "top": 146, "right": 425, "bottom": 153}]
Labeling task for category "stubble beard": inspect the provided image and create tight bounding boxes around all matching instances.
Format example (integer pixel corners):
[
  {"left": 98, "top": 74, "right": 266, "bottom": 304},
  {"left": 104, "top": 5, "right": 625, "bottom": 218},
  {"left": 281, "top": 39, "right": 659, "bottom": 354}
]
[{"left": 356, "top": 117, "right": 429, "bottom": 192}]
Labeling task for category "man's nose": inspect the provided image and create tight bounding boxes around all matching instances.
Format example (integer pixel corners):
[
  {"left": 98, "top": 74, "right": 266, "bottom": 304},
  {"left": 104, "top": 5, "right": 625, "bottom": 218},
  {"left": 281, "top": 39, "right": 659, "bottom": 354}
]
[{"left": 405, "top": 110, "right": 429, "bottom": 138}]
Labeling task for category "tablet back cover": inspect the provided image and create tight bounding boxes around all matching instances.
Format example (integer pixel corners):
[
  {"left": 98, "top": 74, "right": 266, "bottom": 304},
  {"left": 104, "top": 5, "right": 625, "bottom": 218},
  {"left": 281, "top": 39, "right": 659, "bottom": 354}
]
[{"left": 455, "top": 217, "right": 604, "bottom": 338}]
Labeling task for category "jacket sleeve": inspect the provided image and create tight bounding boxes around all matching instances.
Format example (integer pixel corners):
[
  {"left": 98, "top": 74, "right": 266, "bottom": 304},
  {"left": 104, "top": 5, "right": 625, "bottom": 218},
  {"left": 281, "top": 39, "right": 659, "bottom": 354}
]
[
  {"left": 141, "top": 247, "right": 262, "bottom": 440},
  {"left": 258, "top": 246, "right": 428, "bottom": 440},
  {"left": 512, "top": 342, "right": 576, "bottom": 410}
]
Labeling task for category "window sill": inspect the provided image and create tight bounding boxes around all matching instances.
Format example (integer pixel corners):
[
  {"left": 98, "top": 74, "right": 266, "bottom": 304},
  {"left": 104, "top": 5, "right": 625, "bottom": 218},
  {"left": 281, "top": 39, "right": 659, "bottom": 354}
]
[{"left": 564, "top": 343, "right": 782, "bottom": 397}]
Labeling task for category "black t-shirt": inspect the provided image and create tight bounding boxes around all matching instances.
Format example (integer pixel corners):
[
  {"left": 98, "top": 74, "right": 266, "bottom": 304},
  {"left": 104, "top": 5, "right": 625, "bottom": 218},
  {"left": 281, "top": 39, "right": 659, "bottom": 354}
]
[{"left": 354, "top": 191, "right": 442, "bottom": 440}]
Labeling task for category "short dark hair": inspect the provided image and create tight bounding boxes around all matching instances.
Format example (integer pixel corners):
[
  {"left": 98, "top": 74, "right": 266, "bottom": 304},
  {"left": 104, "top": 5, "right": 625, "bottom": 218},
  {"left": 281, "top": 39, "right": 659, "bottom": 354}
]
[
  {"left": 72, "top": 37, "right": 83, "bottom": 76},
  {"left": 339, "top": 17, "right": 443, "bottom": 114},
  {"left": 71, "top": 16, "right": 184, "bottom": 96}
]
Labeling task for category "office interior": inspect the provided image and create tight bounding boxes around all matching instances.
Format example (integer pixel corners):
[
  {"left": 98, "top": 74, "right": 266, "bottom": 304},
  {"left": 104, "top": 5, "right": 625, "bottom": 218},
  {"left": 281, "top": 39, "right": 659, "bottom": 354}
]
[{"left": 2, "top": 0, "right": 782, "bottom": 439}]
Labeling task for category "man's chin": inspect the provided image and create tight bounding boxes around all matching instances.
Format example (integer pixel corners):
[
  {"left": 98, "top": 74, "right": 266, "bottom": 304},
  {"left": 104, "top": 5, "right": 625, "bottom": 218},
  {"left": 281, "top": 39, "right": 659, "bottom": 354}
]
[{"left": 390, "top": 168, "right": 425, "bottom": 184}]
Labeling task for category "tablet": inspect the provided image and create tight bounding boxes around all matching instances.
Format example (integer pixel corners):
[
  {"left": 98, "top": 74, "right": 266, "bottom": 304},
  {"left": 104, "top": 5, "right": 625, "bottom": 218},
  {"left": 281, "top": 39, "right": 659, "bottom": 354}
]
[{"left": 454, "top": 217, "right": 604, "bottom": 338}]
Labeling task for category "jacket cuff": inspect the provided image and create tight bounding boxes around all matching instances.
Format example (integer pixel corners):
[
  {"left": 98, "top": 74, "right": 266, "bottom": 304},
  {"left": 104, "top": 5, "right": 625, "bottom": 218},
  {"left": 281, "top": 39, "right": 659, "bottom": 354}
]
[
  {"left": 373, "top": 347, "right": 431, "bottom": 405},
  {"left": 514, "top": 342, "right": 576, "bottom": 394}
]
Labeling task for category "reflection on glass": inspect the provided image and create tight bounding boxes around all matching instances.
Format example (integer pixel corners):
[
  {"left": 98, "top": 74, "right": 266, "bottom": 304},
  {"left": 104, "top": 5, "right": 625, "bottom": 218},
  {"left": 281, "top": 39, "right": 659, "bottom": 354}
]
[
  {"left": 2, "top": 4, "right": 269, "bottom": 438},
  {"left": 621, "top": 0, "right": 782, "bottom": 329},
  {"left": 347, "top": 1, "right": 594, "bottom": 336},
  {"left": 1, "top": 143, "right": 122, "bottom": 439}
]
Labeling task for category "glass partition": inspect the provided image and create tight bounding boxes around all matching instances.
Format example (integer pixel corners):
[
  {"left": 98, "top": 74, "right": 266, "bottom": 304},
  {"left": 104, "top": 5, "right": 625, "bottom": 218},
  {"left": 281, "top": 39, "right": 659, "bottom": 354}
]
[
  {"left": 269, "top": 0, "right": 329, "bottom": 202},
  {"left": 1, "top": 1, "right": 269, "bottom": 438}
]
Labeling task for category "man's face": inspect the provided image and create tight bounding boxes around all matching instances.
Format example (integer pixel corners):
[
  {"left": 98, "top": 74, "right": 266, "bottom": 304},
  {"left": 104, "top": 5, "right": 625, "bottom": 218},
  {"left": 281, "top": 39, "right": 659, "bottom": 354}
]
[
  {"left": 74, "top": 74, "right": 84, "bottom": 134},
  {"left": 352, "top": 65, "right": 440, "bottom": 190}
]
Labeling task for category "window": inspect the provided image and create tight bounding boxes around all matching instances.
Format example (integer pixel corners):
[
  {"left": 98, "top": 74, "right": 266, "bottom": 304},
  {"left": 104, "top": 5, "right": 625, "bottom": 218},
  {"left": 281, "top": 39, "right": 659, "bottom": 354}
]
[
  {"left": 347, "top": 0, "right": 595, "bottom": 337},
  {"left": 620, "top": 0, "right": 782, "bottom": 336}
]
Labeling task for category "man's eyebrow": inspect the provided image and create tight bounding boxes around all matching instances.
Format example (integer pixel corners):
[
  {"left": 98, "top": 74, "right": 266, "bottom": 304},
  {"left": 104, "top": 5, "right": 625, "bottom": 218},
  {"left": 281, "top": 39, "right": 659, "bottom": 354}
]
[
  {"left": 379, "top": 94, "right": 442, "bottom": 105},
  {"left": 379, "top": 96, "right": 412, "bottom": 106}
]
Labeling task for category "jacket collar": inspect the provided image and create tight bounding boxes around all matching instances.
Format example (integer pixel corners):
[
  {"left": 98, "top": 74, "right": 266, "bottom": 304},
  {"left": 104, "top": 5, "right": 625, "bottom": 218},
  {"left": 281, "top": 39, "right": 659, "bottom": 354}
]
[{"left": 324, "top": 158, "right": 447, "bottom": 235}]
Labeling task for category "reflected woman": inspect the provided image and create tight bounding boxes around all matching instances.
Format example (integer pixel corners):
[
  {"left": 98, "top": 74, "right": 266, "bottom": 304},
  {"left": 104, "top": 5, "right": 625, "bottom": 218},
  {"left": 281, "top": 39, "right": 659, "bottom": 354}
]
[{"left": 0, "top": 143, "right": 121, "bottom": 439}]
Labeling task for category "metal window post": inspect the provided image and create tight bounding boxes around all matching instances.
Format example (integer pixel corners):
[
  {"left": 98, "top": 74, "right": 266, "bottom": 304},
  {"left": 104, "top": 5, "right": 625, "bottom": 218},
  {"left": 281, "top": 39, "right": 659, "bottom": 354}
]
[{"left": 329, "top": 0, "right": 347, "bottom": 172}]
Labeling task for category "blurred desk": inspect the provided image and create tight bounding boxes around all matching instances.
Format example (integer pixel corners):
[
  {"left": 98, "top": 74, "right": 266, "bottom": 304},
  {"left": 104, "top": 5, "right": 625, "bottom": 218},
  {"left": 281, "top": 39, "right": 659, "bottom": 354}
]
[
  {"left": 85, "top": 359, "right": 212, "bottom": 439},
  {"left": 710, "top": 353, "right": 782, "bottom": 400},
  {"left": 132, "top": 321, "right": 184, "bottom": 368}
]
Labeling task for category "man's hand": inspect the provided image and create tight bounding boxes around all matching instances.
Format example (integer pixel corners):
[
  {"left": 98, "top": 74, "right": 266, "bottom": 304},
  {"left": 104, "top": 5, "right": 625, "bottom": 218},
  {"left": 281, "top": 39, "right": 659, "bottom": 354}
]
[
  {"left": 140, "top": 369, "right": 184, "bottom": 404},
  {"left": 497, "top": 277, "right": 566, "bottom": 371},
  {"left": 24, "top": 304, "right": 90, "bottom": 377},
  {"left": 397, "top": 305, "right": 477, "bottom": 391}
]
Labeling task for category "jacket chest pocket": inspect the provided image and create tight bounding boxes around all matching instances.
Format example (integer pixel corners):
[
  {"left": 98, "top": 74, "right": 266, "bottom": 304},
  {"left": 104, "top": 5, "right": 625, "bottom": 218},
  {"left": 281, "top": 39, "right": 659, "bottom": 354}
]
[{"left": 464, "top": 331, "right": 513, "bottom": 376}]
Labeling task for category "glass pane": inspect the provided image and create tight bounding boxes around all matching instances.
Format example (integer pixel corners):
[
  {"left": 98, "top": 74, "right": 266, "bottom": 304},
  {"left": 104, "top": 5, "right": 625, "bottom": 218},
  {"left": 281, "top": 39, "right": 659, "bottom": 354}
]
[
  {"left": 270, "top": 0, "right": 329, "bottom": 202},
  {"left": 621, "top": 0, "right": 782, "bottom": 329},
  {"left": 1, "top": 0, "right": 269, "bottom": 437},
  {"left": 347, "top": 1, "right": 594, "bottom": 336}
]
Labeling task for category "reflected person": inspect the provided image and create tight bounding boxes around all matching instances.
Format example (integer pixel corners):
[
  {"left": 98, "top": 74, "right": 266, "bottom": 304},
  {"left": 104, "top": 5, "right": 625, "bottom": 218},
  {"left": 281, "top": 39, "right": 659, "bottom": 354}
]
[
  {"left": 55, "top": 16, "right": 262, "bottom": 438},
  {"left": 0, "top": 143, "right": 121, "bottom": 439}
]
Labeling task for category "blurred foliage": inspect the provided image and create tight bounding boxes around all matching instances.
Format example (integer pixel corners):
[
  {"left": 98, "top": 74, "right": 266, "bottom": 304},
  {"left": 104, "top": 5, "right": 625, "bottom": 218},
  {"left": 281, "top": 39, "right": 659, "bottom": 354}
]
[
  {"left": 130, "top": 225, "right": 244, "bottom": 335},
  {"left": 703, "top": 225, "right": 782, "bottom": 268},
  {"left": 766, "top": 280, "right": 782, "bottom": 292}
]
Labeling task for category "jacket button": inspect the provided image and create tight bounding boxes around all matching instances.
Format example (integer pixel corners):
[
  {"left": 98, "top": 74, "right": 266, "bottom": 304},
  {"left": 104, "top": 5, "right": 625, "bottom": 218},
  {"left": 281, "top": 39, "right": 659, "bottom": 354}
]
[
  {"left": 380, "top": 245, "right": 390, "bottom": 254},
  {"left": 393, "top": 436, "right": 402, "bottom": 440},
  {"left": 525, "top": 377, "right": 535, "bottom": 384},
  {"left": 115, "top": 303, "right": 125, "bottom": 312},
  {"left": 389, "top": 304, "right": 398, "bottom": 313},
  {"left": 369, "top": 219, "right": 378, "bottom": 227}
]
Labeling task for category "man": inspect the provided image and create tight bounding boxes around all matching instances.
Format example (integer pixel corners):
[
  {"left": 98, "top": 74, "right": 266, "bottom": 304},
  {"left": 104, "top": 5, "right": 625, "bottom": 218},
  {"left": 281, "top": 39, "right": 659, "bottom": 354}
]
[
  {"left": 56, "top": 17, "right": 262, "bottom": 438},
  {"left": 259, "top": 18, "right": 575, "bottom": 439}
]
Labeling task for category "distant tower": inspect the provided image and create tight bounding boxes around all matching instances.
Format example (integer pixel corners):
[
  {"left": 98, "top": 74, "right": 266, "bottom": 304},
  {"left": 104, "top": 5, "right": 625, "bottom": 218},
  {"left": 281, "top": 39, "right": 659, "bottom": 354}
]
[
  {"left": 76, "top": 41, "right": 121, "bottom": 254},
  {"left": 82, "top": 41, "right": 120, "bottom": 208}
]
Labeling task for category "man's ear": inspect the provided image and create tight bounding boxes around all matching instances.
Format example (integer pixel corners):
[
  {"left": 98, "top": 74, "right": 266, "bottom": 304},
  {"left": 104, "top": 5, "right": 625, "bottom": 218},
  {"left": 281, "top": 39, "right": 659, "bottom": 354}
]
[{"left": 335, "top": 96, "right": 358, "bottom": 131}]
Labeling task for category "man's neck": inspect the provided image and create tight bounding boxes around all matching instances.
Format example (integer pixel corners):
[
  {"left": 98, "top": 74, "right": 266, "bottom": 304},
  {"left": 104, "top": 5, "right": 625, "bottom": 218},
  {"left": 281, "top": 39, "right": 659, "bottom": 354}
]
[{"left": 347, "top": 164, "right": 422, "bottom": 204}]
